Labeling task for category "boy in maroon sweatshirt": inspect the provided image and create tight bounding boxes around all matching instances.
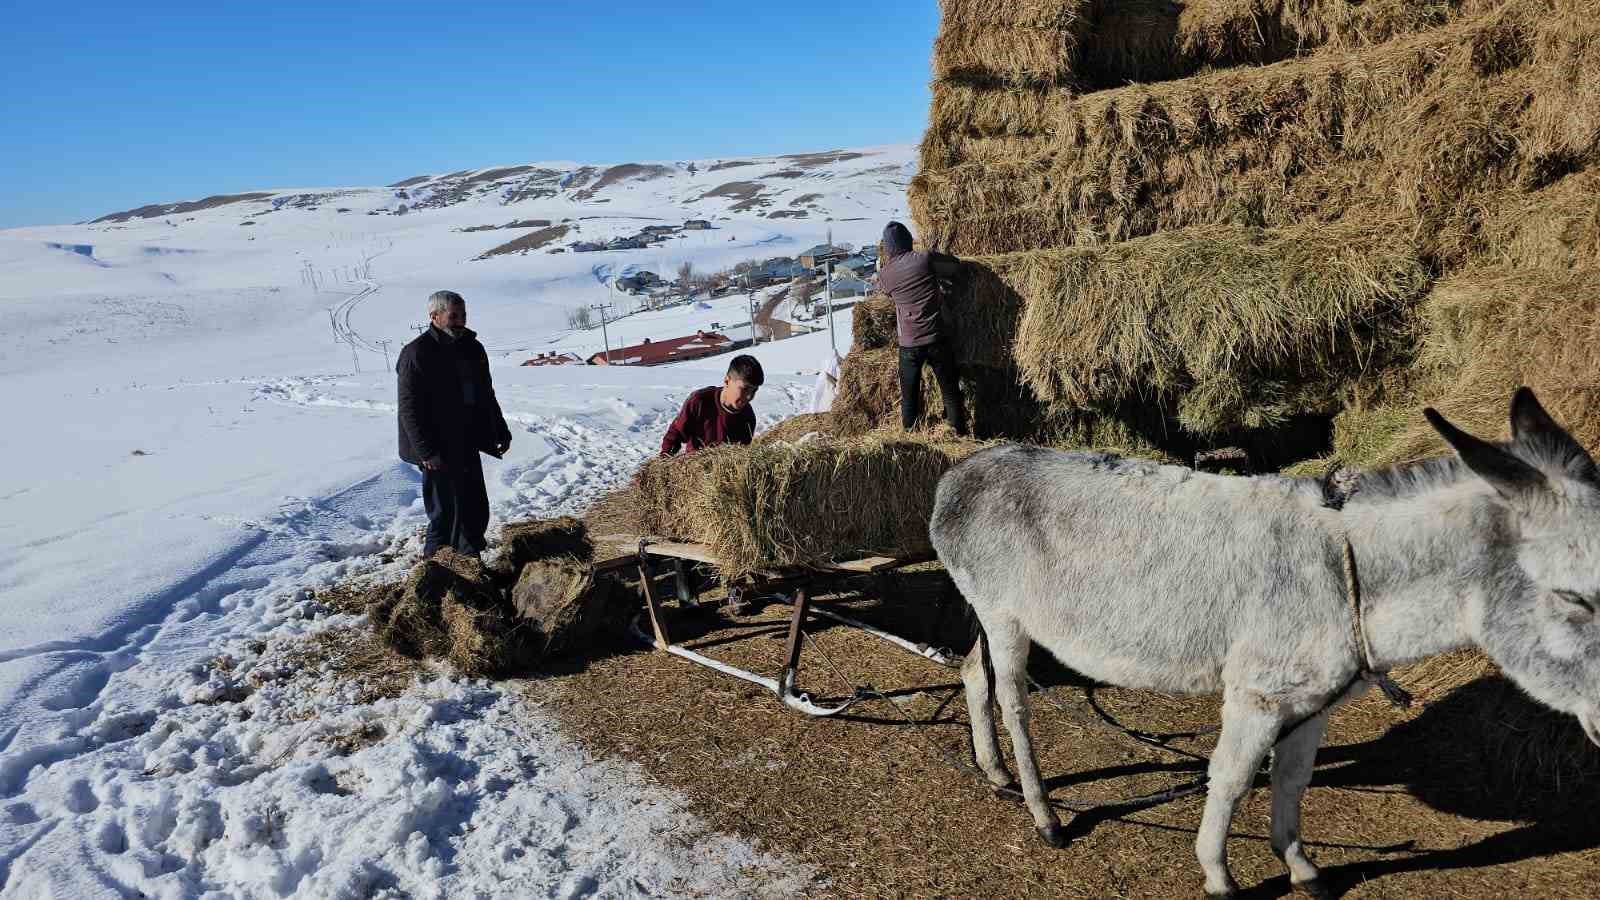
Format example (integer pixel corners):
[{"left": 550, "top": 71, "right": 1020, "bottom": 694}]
[{"left": 660, "top": 355, "right": 763, "bottom": 456}]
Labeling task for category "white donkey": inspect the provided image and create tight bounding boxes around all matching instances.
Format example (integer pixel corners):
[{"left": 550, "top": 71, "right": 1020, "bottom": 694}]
[{"left": 930, "top": 388, "right": 1600, "bottom": 897}]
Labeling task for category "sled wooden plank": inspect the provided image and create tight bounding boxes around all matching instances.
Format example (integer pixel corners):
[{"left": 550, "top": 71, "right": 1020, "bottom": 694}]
[
  {"left": 828, "top": 552, "right": 934, "bottom": 574},
  {"left": 592, "top": 554, "right": 638, "bottom": 574},
  {"left": 639, "top": 541, "right": 721, "bottom": 565}
]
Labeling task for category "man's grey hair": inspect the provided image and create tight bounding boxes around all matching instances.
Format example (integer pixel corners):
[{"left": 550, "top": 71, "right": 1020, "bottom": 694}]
[{"left": 428, "top": 290, "right": 465, "bottom": 315}]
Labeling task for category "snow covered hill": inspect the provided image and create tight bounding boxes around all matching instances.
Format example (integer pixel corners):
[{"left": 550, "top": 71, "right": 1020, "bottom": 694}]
[{"left": 0, "top": 144, "right": 893, "bottom": 897}]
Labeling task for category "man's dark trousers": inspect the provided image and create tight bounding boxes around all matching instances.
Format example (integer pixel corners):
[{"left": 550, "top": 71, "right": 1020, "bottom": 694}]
[
  {"left": 898, "top": 340, "right": 968, "bottom": 435},
  {"left": 422, "top": 452, "right": 489, "bottom": 557}
]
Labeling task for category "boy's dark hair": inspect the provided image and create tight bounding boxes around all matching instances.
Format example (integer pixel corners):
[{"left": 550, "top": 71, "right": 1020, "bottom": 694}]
[{"left": 727, "top": 354, "right": 764, "bottom": 385}]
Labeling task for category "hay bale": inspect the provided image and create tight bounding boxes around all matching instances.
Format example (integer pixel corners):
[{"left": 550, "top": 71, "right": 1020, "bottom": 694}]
[
  {"left": 992, "top": 221, "right": 1429, "bottom": 434},
  {"left": 1480, "top": 170, "right": 1600, "bottom": 271},
  {"left": 500, "top": 516, "right": 593, "bottom": 568},
  {"left": 375, "top": 547, "right": 537, "bottom": 675},
  {"left": 939, "top": 0, "right": 1087, "bottom": 30},
  {"left": 831, "top": 346, "right": 1181, "bottom": 457},
  {"left": 755, "top": 412, "right": 835, "bottom": 446},
  {"left": 582, "top": 484, "right": 648, "bottom": 543},
  {"left": 510, "top": 556, "right": 625, "bottom": 657},
  {"left": 934, "top": 23, "right": 1084, "bottom": 86},
  {"left": 914, "top": 6, "right": 1551, "bottom": 259},
  {"left": 850, "top": 295, "right": 898, "bottom": 351},
  {"left": 630, "top": 435, "right": 979, "bottom": 575},
  {"left": 1324, "top": 266, "right": 1600, "bottom": 467},
  {"left": 832, "top": 347, "right": 977, "bottom": 437},
  {"left": 930, "top": 0, "right": 1503, "bottom": 91},
  {"left": 441, "top": 595, "right": 537, "bottom": 678},
  {"left": 378, "top": 552, "right": 480, "bottom": 659}
]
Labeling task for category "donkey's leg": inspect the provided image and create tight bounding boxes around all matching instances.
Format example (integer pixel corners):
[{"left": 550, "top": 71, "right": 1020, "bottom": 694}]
[
  {"left": 1195, "top": 689, "right": 1281, "bottom": 898},
  {"left": 1271, "top": 712, "right": 1331, "bottom": 897},
  {"left": 962, "top": 628, "right": 1013, "bottom": 791},
  {"left": 988, "top": 627, "right": 1065, "bottom": 846}
]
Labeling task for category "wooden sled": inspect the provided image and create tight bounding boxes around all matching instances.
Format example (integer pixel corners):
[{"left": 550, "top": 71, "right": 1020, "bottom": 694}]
[{"left": 595, "top": 536, "right": 956, "bottom": 717}]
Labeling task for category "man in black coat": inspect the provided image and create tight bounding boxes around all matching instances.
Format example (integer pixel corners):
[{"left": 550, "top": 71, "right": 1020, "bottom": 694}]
[{"left": 397, "top": 290, "right": 512, "bottom": 559}]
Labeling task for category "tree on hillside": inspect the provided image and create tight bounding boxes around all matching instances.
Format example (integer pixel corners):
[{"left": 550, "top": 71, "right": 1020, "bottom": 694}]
[
  {"left": 676, "top": 261, "right": 695, "bottom": 289},
  {"left": 566, "top": 306, "right": 593, "bottom": 330}
]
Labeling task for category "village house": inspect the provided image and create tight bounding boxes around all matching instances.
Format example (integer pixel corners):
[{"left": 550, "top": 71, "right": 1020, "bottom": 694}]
[
  {"left": 799, "top": 243, "right": 849, "bottom": 268},
  {"left": 616, "top": 271, "right": 664, "bottom": 293},
  {"left": 827, "top": 274, "right": 872, "bottom": 297},
  {"left": 835, "top": 254, "right": 877, "bottom": 278},
  {"left": 683, "top": 219, "right": 712, "bottom": 230},
  {"left": 520, "top": 351, "right": 583, "bottom": 367},
  {"left": 586, "top": 330, "right": 735, "bottom": 366}
]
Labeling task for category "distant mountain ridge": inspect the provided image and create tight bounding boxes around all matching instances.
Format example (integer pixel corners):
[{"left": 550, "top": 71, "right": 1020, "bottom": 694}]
[{"left": 89, "top": 146, "right": 915, "bottom": 228}]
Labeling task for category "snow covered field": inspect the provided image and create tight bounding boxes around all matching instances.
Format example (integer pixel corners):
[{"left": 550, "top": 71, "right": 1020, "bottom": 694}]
[{"left": 0, "top": 147, "right": 887, "bottom": 897}]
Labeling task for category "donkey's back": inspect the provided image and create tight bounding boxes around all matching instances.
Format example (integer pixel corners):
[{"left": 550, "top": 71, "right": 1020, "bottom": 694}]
[{"left": 930, "top": 444, "right": 1349, "bottom": 694}]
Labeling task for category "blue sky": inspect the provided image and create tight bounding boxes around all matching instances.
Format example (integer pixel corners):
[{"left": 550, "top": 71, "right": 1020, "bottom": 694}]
[{"left": 0, "top": 2, "right": 940, "bottom": 228}]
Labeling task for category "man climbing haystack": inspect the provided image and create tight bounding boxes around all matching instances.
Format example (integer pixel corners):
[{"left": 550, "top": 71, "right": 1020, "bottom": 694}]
[
  {"left": 877, "top": 221, "right": 969, "bottom": 436},
  {"left": 397, "top": 290, "right": 513, "bottom": 559}
]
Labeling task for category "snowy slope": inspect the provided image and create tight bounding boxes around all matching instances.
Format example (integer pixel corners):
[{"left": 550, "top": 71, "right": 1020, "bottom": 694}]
[{"left": 0, "top": 144, "right": 890, "bottom": 897}]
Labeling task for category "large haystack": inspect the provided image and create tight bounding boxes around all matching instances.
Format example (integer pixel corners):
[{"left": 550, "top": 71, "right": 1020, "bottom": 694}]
[
  {"left": 857, "top": 0, "right": 1600, "bottom": 476},
  {"left": 894, "top": 0, "right": 1600, "bottom": 802}
]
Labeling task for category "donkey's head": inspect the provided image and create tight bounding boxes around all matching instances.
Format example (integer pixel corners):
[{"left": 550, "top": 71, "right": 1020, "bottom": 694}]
[{"left": 1426, "top": 388, "right": 1600, "bottom": 747}]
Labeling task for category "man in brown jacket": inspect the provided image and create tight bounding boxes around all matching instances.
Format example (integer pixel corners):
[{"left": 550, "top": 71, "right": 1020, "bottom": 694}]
[{"left": 875, "top": 221, "right": 968, "bottom": 436}]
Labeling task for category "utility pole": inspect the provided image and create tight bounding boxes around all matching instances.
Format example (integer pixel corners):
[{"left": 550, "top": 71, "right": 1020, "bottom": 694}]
[
  {"left": 344, "top": 334, "right": 360, "bottom": 373},
  {"left": 745, "top": 273, "right": 756, "bottom": 346},
  {"left": 378, "top": 339, "right": 392, "bottom": 373},
  {"left": 825, "top": 260, "right": 837, "bottom": 359},
  {"left": 590, "top": 302, "right": 614, "bottom": 363}
]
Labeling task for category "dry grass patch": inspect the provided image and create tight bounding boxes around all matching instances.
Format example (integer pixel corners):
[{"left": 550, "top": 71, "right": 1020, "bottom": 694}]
[{"left": 476, "top": 225, "right": 570, "bottom": 259}]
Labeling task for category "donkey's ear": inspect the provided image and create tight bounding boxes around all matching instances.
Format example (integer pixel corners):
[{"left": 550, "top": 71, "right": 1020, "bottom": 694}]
[
  {"left": 1425, "top": 406, "right": 1547, "bottom": 501},
  {"left": 1509, "top": 387, "right": 1600, "bottom": 484}
]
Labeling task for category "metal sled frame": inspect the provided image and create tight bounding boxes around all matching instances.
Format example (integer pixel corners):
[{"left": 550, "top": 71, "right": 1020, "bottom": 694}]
[{"left": 601, "top": 538, "right": 955, "bottom": 717}]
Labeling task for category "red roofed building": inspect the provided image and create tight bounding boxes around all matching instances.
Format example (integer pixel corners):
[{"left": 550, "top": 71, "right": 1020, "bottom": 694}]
[
  {"left": 587, "top": 330, "right": 735, "bottom": 366},
  {"left": 521, "top": 351, "right": 583, "bottom": 366}
]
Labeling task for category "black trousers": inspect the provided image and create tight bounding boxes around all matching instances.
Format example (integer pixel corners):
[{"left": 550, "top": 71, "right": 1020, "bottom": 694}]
[
  {"left": 899, "top": 340, "right": 969, "bottom": 436},
  {"left": 422, "top": 452, "right": 490, "bottom": 557}
]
